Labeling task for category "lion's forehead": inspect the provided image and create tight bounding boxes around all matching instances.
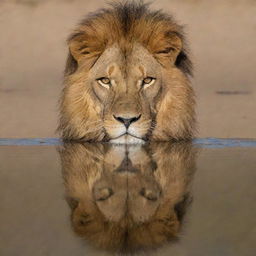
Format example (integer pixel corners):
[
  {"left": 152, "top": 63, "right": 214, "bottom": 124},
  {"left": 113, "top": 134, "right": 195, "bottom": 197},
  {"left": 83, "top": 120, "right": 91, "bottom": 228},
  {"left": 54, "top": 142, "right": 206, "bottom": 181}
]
[{"left": 91, "top": 43, "right": 161, "bottom": 81}]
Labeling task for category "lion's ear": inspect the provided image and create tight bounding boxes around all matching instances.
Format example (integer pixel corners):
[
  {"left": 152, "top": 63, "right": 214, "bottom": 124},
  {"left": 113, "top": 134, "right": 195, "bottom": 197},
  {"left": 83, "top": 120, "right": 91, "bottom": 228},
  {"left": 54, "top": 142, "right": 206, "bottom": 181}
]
[
  {"left": 154, "top": 32, "right": 182, "bottom": 65},
  {"left": 64, "top": 34, "right": 88, "bottom": 75},
  {"left": 67, "top": 32, "right": 104, "bottom": 72},
  {"left": 68, "top": 34, "right": 89, "bottom": 63}
]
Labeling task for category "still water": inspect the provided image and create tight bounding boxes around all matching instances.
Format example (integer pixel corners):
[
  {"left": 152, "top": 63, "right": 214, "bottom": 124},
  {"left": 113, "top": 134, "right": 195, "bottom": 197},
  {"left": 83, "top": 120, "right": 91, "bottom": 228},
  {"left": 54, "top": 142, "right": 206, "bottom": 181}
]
[{"left": 1, "top": 141, "right": 256, "bottom": 256}]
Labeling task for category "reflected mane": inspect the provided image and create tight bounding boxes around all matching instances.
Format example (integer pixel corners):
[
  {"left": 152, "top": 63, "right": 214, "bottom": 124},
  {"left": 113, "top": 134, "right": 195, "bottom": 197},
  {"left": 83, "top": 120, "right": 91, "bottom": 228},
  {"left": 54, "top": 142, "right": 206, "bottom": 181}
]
[{"left": 59, "top": 142, "right": 197, "bottom": 253}]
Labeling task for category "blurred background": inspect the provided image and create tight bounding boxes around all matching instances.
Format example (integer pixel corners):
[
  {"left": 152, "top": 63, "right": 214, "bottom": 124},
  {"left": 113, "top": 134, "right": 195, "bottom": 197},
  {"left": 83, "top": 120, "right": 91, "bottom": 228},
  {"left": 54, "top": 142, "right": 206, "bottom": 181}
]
[{"left": 0, "top": 0, "right": 255, "bottom": 139}]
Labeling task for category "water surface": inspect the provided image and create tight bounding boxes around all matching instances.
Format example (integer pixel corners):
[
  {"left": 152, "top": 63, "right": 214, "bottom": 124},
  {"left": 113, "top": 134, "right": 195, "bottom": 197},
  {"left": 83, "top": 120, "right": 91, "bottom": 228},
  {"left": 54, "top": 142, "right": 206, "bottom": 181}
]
[{"left": 1, "top": 141, "right": 256, "bottom": 255}]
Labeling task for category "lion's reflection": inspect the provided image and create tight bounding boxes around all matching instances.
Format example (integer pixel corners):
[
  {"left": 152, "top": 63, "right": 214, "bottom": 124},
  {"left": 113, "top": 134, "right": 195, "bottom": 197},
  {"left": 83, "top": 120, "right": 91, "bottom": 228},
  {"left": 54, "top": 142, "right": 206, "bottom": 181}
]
[{"left": 59, "top": 142, "right": 197, "bottom": 253}]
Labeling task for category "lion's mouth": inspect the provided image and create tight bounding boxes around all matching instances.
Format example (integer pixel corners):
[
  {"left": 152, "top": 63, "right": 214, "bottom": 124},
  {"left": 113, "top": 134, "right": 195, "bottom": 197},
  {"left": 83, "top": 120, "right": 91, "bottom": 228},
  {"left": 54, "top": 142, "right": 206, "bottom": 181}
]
[{"left": 109, "top": 133, "right": 145, "bottom": 144}]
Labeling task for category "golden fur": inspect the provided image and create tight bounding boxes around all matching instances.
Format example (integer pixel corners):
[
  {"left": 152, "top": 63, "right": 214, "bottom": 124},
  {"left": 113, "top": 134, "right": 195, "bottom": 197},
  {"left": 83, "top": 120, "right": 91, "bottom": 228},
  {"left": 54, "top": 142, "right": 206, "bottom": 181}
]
[
  {"left": 58, "top": 1, "right": 195, "bottom": 142},
  {"left": 59, "top": 142, "right": 197, "bottom": 253}
]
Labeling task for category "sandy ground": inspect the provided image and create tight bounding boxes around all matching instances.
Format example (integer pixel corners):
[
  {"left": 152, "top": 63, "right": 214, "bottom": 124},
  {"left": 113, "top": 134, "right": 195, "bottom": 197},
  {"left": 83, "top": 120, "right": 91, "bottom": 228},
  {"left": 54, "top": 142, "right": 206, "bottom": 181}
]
[{"left": 0, "top": 0, "right": 255, "bottom": 138}]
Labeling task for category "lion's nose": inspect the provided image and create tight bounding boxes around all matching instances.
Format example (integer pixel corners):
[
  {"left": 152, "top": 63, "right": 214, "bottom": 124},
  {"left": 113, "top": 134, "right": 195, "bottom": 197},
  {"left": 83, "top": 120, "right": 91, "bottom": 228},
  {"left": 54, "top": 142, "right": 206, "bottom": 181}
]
[{"left": 113, "top": 114, "right": 141, "bottom": 129}]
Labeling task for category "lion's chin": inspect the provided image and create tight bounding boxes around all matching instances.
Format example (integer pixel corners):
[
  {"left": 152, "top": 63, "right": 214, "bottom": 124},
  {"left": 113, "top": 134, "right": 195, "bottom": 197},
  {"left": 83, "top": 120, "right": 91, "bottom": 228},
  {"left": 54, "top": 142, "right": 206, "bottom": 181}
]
[{"left": 109, "top": 134, "right": 145, "bottom": 145}]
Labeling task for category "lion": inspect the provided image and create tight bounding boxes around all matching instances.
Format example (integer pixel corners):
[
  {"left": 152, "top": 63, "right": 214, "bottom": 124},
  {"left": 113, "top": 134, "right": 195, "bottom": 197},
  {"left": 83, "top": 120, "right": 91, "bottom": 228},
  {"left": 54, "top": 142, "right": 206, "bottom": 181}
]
[
  {"left": 58, "top": 1, "right": 195, "bottom": 143},
  {"left": 59, "top": 142, "right": 197, "bottom": 253}
]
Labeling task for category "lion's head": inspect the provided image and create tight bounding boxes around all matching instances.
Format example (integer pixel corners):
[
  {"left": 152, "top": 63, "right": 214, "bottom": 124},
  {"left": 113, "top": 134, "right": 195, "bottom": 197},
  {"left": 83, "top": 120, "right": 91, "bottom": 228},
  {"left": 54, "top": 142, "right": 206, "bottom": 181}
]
[
  {"left": 59, "top": 142, "right": 197, "bottom": 253},
  {"left": 58, "top": 1, "right": 195, "bottom": 143}
]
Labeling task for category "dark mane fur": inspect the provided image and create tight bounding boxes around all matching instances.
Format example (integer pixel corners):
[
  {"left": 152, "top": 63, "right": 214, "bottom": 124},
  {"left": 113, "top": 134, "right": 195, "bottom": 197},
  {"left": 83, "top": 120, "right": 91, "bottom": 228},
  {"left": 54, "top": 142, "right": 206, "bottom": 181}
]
[{"left": 65, "top": 1, "right": 193, "bottom": 77}]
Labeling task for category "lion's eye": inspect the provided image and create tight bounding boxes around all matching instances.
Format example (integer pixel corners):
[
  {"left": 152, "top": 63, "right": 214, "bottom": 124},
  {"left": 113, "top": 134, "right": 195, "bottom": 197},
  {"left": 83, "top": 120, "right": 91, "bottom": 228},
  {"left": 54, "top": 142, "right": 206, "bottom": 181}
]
[
  {"left": 142, "top": 77, "right": 156, "bottom": 88},
  {"left": 97, "top": 77, "right": 111, "bottom": 88}
]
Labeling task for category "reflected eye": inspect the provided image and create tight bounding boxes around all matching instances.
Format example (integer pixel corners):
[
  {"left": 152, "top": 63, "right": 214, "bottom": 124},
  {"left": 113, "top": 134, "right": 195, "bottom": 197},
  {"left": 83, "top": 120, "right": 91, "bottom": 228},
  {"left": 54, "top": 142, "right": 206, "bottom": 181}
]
[
  {"left": 97, "top": 77, "right": 111, "bottom": 88},
  {"left": 142, "top": 77, "right": 156, "bottom": 89}
]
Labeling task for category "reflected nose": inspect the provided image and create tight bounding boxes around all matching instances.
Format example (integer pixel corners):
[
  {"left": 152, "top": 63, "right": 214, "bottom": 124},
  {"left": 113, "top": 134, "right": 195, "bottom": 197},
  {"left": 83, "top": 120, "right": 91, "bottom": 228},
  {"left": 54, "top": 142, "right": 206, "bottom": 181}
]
[{"left": 113, "top": 114, "right": 141, "bottom": 129}]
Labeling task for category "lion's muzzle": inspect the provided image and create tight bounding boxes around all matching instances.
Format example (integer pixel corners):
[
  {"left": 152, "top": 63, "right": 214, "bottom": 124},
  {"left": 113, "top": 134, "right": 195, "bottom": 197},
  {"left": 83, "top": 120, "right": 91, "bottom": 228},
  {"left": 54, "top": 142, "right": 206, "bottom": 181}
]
[{"left": 113, "top": 114, "right": 141, "bottom": 129}]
